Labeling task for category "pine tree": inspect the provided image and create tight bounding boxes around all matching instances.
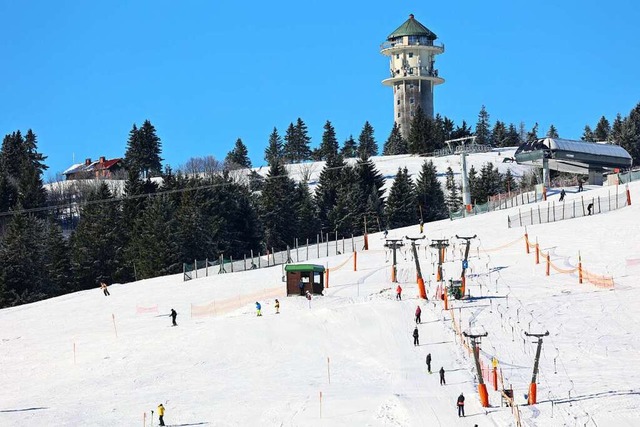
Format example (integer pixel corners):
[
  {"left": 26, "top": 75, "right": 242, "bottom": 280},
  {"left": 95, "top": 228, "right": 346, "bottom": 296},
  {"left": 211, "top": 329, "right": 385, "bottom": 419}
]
[
  {"left": 264, "top": 127, "right": 283, "bottom": 166},
  {"left": 282, "top": 122, "right": 297, "bottom": 163},
  {"left": 612, "top": 113, "right": 624, "bottom": 143},
  {"left": 407, "top": 106, "right": 427, "bottom": 154},
  {"left": 340, "top": 135, "right": 357, "bottom": 158},
  {"left": 467, "top": 165, "right": 480, "bottom": 204},
  {"left": 357, "top": 121, "right": 378, "bottom": 157},
  {"left": 259, "top": 161, "right": 298, "bottom": 251},
  {"left": 526, "top": 123, "right": 539, "bottom": 144},
  {"left": 451, "top": 121, "right": 473, "bottom": 140},
  {"left": 351, "top": 154, "right": 386, "bottom": 234},
  {"left": 384, "top": 167, "right": 417, "bottom": 229},
  {"left": 328, "top": 165, "right": 359, "bottom": 236},
  {"left": 415, "top": 160, "right": 447, "bottom": 222},
  {"left": 503, "top": 168, "right": 517, "bottom": 195},
  {"left": 42, "top": 219, "right": 72, "bottom": 296},
  {"left": 294, "top": 181, "right": 320, "bottom": 242},
  {"left": 581, "top": 125, "right": 595, "bottom": 142},
  {"left": 506, "top": 123, "right": 521, "bottom": 146},
  {"left": 618, "top": 103, "right": 640, "bottom": 164},
  {"left": 492, "top": 121, "right": 507, "bottom": 147},
  {"left": 124, "top": 121, "right": 163, "bottom": 178},
  {"left": 546, "top": 124, "right": 559, "bottom": 138},
  {"left": 445, "top": 166, "right": 462, "bottom": 211},
  {"left": 383, "top": 122, "right": 407, "bottom": 155},
  {"left": 225, "top": 138, "right": 252, "bottom": 169},
  {"left": 475, "top": 105, "right": 492, "bottom": 146},
  {"left": 319, "top": 120, "right": 340, "bottom": 162},
  {"left": 594, "top": 116, "right": 611, "bottom": 141},
  {"left": 315, "top": 142, "right": 345, "bottom": 231}
]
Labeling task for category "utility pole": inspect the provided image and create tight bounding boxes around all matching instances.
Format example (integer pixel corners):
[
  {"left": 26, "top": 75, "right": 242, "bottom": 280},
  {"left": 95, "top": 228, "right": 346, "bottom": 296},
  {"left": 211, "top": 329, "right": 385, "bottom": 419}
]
[
  {"left": 455, "top": 235, "right": 477, "bottom": 297},
  {"left": 384, "top": 239, "right": 404, "bottom": 283},
  {"left": 463, "top": 331, "right": 490, "bottom": 407},
  {"left": 525, "top": 331, "right": 549, "bottom": 405},
  {"left": 429, "top": 239, "right": 449, "bottom": 282},
  {"left": 406, "top": 235, "right": 427, "bottom": 299}
]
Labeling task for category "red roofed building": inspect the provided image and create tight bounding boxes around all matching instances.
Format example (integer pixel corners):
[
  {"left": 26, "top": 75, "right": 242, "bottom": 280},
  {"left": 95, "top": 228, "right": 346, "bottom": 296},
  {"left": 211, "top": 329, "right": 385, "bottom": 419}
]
[{"left": 63, "top": 156, "right": 124, "bottom": 180}]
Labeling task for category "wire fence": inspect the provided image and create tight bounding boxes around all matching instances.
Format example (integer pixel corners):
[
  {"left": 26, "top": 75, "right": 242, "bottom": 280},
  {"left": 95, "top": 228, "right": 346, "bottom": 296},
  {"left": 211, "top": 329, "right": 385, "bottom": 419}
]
[
  {"left": 507, "top": 188, "right": 630, "bottom": 228},
  {"left": 183, "top": 234, "right": 367, "bottom": 281}
]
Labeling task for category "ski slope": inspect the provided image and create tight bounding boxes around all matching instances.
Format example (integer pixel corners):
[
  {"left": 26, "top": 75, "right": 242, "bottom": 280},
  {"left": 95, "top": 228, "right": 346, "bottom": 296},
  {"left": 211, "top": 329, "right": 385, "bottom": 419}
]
[{"left": 3, "top": 160, "right": 640, "bottom": 426}]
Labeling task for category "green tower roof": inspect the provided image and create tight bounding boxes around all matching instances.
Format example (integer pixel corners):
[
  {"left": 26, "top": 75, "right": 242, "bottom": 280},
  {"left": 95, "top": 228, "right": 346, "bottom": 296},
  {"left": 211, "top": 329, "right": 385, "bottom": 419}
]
[{"left": 387, "top": 14, "right": 437, "bottom": 40}]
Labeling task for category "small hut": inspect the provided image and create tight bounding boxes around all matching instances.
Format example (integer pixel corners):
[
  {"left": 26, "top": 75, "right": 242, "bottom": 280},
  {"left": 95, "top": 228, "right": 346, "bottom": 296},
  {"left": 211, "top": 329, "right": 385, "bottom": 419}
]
[{"left": 284, "top": 264, "right": 325, "bottom": 296}]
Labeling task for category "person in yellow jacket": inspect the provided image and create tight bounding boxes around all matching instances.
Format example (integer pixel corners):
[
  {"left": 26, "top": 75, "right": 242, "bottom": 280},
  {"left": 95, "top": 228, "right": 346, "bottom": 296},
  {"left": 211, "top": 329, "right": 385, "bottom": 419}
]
[{"left": 157, "top": 403, "right": 165, "bottom": 426}]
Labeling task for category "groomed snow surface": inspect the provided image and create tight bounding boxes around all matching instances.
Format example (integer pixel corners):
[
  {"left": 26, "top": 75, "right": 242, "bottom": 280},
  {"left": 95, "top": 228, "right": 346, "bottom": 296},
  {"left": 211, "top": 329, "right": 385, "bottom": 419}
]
[{"left": 3, "top": 167, "right": 640, "bottom": 426}]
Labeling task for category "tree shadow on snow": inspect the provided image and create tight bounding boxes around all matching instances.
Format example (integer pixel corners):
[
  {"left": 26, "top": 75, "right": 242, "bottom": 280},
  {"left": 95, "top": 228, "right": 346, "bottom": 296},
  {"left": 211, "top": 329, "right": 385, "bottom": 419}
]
[{"left": 0, "top": 407, "right": 48, "bottom": 413}]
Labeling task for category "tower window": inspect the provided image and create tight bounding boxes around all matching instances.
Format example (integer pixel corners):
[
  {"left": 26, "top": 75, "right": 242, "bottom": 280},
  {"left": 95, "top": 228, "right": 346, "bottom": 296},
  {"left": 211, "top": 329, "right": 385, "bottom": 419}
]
[
  {"left": 409, "top": 83, "right": 414, "bottom": 89},
  {"left": 396, "top": 54, "right": 400, "bottom": 59},
  {"left": 408, "top": 52, "right": 414, "bottom": 58},
  {"left": 397, "top": 99, "right": 401, "bottom": 105},
  {"left": 410, "top": 98, "right": 415, "bottom": 104},
  {"left": 397, "top": 112, "right": 401, "bottom": 118}
]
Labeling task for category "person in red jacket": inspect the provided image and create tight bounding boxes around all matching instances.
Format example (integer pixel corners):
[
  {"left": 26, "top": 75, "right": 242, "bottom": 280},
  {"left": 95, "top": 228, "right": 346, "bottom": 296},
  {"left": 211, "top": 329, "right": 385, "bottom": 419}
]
[
  {"left": 396, "top": 285, "right": 402, "bottom": 300},
  {"left": 415, "top": 305, "right": 422, "bottom": 324}
]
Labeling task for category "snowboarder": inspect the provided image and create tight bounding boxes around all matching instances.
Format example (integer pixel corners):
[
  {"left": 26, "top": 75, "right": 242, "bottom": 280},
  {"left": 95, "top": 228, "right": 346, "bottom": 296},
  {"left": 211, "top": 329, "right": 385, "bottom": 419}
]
[
  {"left": 587, "top": 202, "right": 594, "bottom": 215},
  {"left": 396, "top": 285, "right": 402, "bottom": 301},
  {"left": 100, "top": 281, "right": 110, "bottom": 296},
  {"left": 559, "top": 189, "right": 566, "bottom": 202},
  {"left": 457, "top": 393, "right": 465, "bottom": 417},
  {"left": 426, "top": 353, "right": 432, "bottom": 373},
  {"left": 170, "top": 309, "right": 177, "bottom": 326},
  {"left": 157, "top": 403, "right": 165, "bottom": 426},
  {"left": 275, "top": 299, "right": 280, "bottom": 314},
  {"left": 413, "top": 326, "right": 419, "bottom": 346},
  {"left": 415, "top": 305, "right": 422, "bottom": 324},
  {"left": 255, "top": 302, "right": 262, "bottom": 316},
  {"left": 439, "top": 367, "right": 446, "bottom": 385},
  {"left": 298, "top": 280, "right": 305, "bottom": 296}
]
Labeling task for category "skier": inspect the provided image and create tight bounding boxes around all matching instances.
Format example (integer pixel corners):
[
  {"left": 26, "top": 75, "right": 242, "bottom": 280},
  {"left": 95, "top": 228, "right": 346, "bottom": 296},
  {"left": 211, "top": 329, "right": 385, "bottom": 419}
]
[
  {"left": 383, "top": 228, "right": 388, "bottom": 239},
  {"left": 578, "top": 180, "right": 583, "bottom": 192},
  {"left": 275, "top": 299, "right": 280, "bottom": 314},
  {"left": 426, "top": 353, "right": 432, "bottom": 373},
  {"left": 419, "top": 220, "right": 424, "bottom": 234},
  {"left": 255, "top": 302, "right": 262, "bottom": 316},
  {"left": 559, "top": 189, "right": 566, "bottom": 202},
  {"left": 413, "top": 326, "right": 419, "bottom": 346},
  {"left": 439, "top": 367, "right": 446, "bottom": 385},
  {"left": 587, "top": 202, "right": 594, "bottom": 215},
  {"left": 415, "top": 305, "right": 422, "bottom": 324},
  {"left": 157, "top": 403, "right": 166, "bottom": 426},
  {"left": 457, "top": 393, "right": 465, "bottom": 417},
  {"left": 305, "top": 290, "right": 312, "bottom": 309},
  {"left": 396, "top": 284, "right": 402, "bottom": 301},
  {"left": 170, "top": 309, "right": 177, "bottom": 326},
  {"left": 100, "top": 281, "right": 110, "bottom": 296}
]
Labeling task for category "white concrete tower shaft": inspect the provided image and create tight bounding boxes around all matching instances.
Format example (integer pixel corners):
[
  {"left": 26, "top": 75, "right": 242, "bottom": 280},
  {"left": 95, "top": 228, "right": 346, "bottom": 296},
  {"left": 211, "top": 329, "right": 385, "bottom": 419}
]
[{"left": 381, "top": 14, "right": 445, "bottom": 139}]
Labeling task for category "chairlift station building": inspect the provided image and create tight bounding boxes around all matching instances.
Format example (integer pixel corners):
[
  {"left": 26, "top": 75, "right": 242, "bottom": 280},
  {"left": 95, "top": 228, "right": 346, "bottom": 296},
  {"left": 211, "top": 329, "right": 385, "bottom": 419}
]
[{"left": 381, "top": 14, "right": 445, "bottom": 138}]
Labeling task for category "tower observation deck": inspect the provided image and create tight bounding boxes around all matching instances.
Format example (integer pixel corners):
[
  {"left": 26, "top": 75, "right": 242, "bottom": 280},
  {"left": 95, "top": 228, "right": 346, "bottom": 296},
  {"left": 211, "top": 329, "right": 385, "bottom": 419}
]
[{"left": 381, "top": 14, "right": 445, "bottom": 138}]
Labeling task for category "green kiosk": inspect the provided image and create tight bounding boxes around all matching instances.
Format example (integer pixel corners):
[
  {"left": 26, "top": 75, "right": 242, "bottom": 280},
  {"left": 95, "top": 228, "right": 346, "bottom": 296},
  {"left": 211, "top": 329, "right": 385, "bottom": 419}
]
[{"left": 284, "top": 264, "right": 325, "bottom": 296}]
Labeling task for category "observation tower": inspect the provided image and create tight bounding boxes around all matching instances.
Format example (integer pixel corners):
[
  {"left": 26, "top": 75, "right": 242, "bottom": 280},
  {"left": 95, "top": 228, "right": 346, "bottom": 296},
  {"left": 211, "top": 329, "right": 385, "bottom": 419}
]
[{"left": 381, "top": 14, "right": 445, "bottom": 138}]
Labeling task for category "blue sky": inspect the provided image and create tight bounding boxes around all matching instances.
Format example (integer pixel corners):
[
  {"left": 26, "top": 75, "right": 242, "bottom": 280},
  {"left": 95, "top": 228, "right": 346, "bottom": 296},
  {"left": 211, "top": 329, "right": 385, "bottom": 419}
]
[{"left": 1, "top": 0, "right": 638, "bottom": 179}]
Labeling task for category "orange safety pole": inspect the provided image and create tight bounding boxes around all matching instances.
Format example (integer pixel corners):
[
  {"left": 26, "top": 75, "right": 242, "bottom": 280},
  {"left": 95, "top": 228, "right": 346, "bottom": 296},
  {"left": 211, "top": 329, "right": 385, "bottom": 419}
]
[
  {"left": 525, "top": 232, "right": 530, "bottom": 253},
  {"left": 417, "top": 277, "right": 426, "bottom": 299},
  {"left": 363, "top": 234, "right": 369, "bottom": 251},
  {"left": 578, "top": 253, "right": 583, "bottom": 284},
  {"left": 441, "top": 247, "right": 445, "bottom": 262},
  {"left": 353, "top": 251, "right": 357, "bottom": 271},
  {"left": 391, "top": 265, "right": 396, "bottom": 283},
  {"left": 627, "top": 186, "right": 632, "bottom": 205},
  {"left": 546, "top": 253, "right": 550, "bottom": 276},
  {"left": 535, "top": 240, "right": 540, "bottom": 264},
  {"left": 460, "top": 275, "right": 466, "bottom": 298},
  {"left": 528, "top": 382, "right": 537, "bottom": 405},
  {"left": 492, "top": 357, "right": 498, "bottom": 391},
  {"left": 443, "top": 286, "right": 449, "bottom": 310},
  {"left": 479, "top": 383, "right": 489, "bottom": 407},
  {"left": 325, "top": 269, "right": 330, "bottom": 289}
]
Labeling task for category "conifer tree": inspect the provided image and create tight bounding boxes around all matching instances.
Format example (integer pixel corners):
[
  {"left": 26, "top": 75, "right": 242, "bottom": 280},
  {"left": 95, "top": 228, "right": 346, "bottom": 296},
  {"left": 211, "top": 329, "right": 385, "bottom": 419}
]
[
  {"left": 581, "top": 125, "right": 595, "bottom": 142},
  {"left": 42, "top": 219, "right": 72, "bottom": 296},
  {"left": 526, "top": 123, "right": 539, "bottom": 144},
  {"left": 415, "top": 160, "right": 447, "bottom": 222},
  {"left": 351, "top": 153, "right": 385, "bottom": 234},
  {"left": 315, "top": 134, "right": 345, "bottom": 231},
  {"left": 467, "top": 165, "right": 480, "bottom": 204},
  {"left": 225, "top": 138, "right": 252, "bottom": 169},
  {"left": 502, "top": 168, "right": 517, "bottom": 195},
  {"left": 357, "top": 121, "right": 378, "bottom": 157},
  {"left": 340, "top": 135, "right": 357, "bottom": 158},
  {"left": 619, "top": 103, "right": 640, "bottom": 164},
  {"left": 384, "top": 167, "right": 417, "bottom": 229},
  {"left": 506, "top": 123, "right": 521, "bottom": 146},
  {"left": 383, "top": 122, "right": 407, "bottom": 155},
  {"left": 124, "top": 120, "right": 163, "bottom": 178},
  {"left": 492, "top": 121, "right": 507, "bottom": 147},
  {"left": 546, "top": 124, "right": 559, "bottom": 138},
  {"left": 264, "top": 127, "right": 283, "bottom": 166},
  {"left": 319, "top": 120, "right": 340, "bottom": 161},
  {"left": 475, "top": 105, "right": 492, "bottom": 146},
  {"left": 294, "top": 181, "right": 320, "bottom": 242},
  {"left": 259, "top": 161, "right": 298, "bottom": 251},
  {"left": 594, "top": 116, "right": 611, "bottom": 141},
  {"left": 612, "top": 113, "right": 624, "bottom": 143},
  {"left": 283, "top": 118, "right": 312, "bottom": 163},
  {"left": 328, "top": 165, "right": 358, "bottom": 235},
  {"left": 451, "top": 121, "right": 473, "bottom": 140},
  {"left": 445, "top": 166, "right": 462, "bottom": 212},
  {"left": 407, "top": 106, "right": 428, "bottom": 154}
]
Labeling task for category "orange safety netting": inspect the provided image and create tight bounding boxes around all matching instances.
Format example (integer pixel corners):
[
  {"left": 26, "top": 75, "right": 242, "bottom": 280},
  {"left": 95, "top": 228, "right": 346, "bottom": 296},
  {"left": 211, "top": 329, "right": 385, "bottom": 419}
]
[
  {"left": 326, "top": 253, "right": 355, "bottom": 272},
  {"left": 191, "top": 301, "right": 217, "bottom": 317},
  {"left": 480, "top": 236, "right": 524, "bottom": 252},
  {"left": 582, "top": 270, "right": 615, "bottom": 288},
  {"left": 136, "top": 305, "right": 158, "bottom": 314}
]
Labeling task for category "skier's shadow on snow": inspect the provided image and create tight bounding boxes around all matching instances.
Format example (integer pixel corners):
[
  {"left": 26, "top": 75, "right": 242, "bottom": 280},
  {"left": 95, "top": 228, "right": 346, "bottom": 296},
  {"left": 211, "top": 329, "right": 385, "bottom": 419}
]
[
  {"left": 0, "top": 407, "right": 48, "bottom": 413},
  {"left": 424, "top": 340, "right": 453, "bottom": 345},
  {"left": 167, "top": 423, "right": 209, "bottom": 426}
]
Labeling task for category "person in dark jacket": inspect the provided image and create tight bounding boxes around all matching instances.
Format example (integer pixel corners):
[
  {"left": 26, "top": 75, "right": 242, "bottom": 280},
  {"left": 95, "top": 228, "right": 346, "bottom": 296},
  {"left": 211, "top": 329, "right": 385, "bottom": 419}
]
[
  {"left": 170, "top": 309, "right": 177, "bottom": 326},
  {"left": 457, "top": 393, "right": 465, "bottom": 417},
  {"left": 439, "top": 367, "right": 446, "bottom": 385},
  {"left": 559, "top": 189, "right": 566, "bottom": 201},
  {"left": 426, "top": 353, "right": 432, "bottom": 373},
  {"left": 413, "top": 326, "right": 419, "bottom": 346},
  {"left": 415, "top": 305, "right": 422, "bottom": 324},
  {"left": 298, "top": 280, "right": 305, "bottom": 296}
]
